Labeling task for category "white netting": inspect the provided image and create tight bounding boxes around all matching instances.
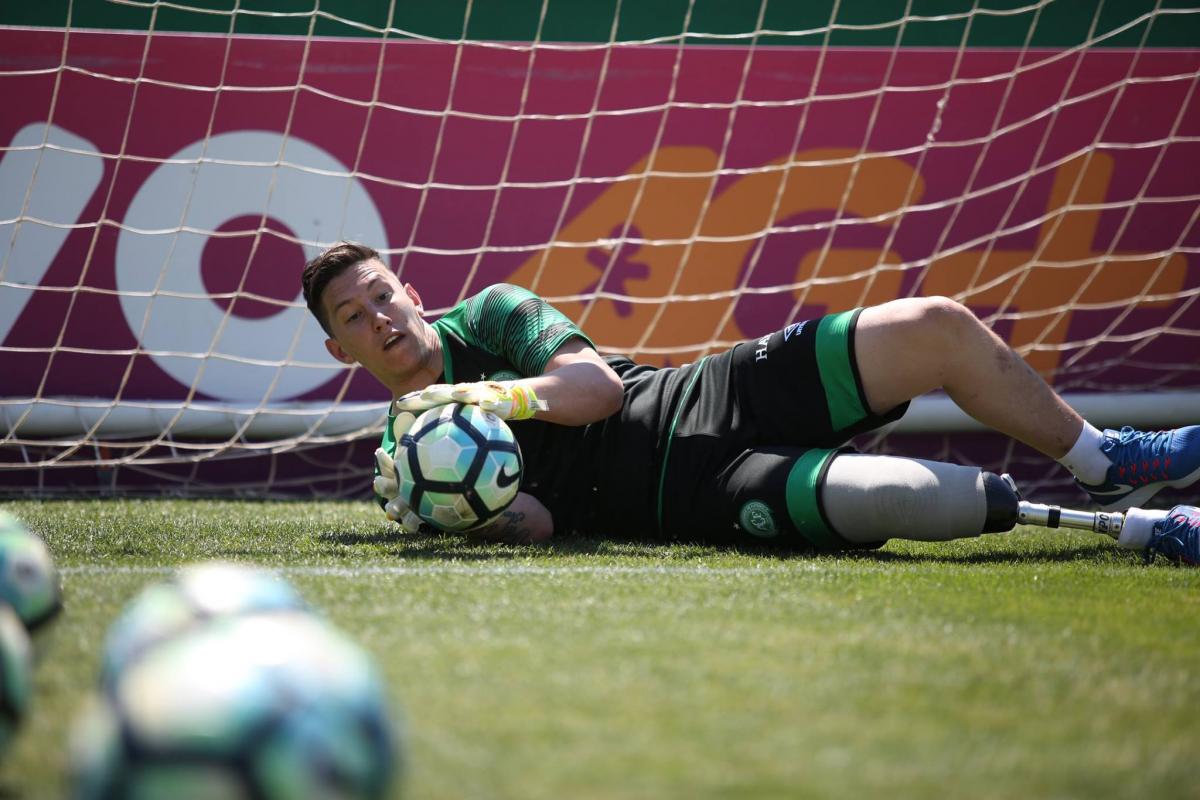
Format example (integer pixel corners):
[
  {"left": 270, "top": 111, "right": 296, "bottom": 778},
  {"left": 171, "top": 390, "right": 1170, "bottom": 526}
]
[{"left": 0, "top": 0, "right": 1197, "bottom": 496}]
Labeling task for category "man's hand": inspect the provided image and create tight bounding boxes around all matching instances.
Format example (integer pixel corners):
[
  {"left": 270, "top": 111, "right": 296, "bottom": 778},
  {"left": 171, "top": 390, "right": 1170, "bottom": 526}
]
[
  {"left": 393, "top": 381, "right": 547, "bottom": 421},
  {"left": 373, "top": 411, "right": 424, "bottom": 533}
]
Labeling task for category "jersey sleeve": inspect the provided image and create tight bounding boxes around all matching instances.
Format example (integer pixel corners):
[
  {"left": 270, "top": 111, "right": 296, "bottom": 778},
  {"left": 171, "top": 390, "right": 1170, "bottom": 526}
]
[{"left": 456, "top": 284, "right": 594, "bottom": 377}]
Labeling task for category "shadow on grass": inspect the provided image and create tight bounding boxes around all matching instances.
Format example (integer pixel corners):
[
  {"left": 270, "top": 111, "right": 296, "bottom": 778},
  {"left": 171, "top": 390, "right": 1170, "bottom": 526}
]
[
  {"left": 845, "top": 543, "right": 1131, "bottom": 566},
  {"left": 315, "top": 526, "right": 821, "bottom": 561},
  {"left": 318, "top": 528, "right": 1133, "bottom": 566},
  {"left": 324, "top": 524, "right": 1162, "bottom": 571}
]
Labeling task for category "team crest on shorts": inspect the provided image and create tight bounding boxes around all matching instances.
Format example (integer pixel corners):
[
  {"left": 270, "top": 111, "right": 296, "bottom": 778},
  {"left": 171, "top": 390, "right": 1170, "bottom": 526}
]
[
  {"left": 739, "top": 500, "right": 778, "bottom": 537},
  {"left": 488, "top": 369, "right": 521, "bottom": 382}
]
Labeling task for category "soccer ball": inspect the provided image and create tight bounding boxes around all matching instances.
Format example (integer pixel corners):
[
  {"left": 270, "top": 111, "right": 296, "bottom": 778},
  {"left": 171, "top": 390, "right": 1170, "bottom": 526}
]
[
  {"left": 397, "top": 403, "right": 522, "bottom": 532},
  {"left": 0, "top": 604, "right": 33, "bottom": 756},
  {"left": 71, "top": 612, "right": 401, "bottom": 799},
  {"left": 0, "top": 511, "right": 62, "bottom": 633},
  {"left": 99, "top": 561, "right": 309, "bottom": 688}
]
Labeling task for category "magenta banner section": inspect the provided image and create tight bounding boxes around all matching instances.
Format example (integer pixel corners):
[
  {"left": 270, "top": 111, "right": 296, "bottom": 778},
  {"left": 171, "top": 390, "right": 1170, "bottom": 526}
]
[{"left": 2, "top": 29, "right": 1197, "bottom": 405}]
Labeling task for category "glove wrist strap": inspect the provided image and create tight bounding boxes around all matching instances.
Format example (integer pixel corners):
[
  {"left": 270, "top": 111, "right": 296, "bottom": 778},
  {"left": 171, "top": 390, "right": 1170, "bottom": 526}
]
[{"left": 507, "top": 384, "right": 544, "bottom": 420}]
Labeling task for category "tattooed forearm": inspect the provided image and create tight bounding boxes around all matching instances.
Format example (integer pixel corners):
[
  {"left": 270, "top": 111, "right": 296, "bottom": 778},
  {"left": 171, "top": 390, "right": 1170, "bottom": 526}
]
[
  {"left": 494, "top": 510, "right": 526, "bottom": 541},
  {"left": 470, "top": 493, "right": 552, "bottom": 543},
  {"left": 480, "top": 510, "right": 531, "bottom": 543}
]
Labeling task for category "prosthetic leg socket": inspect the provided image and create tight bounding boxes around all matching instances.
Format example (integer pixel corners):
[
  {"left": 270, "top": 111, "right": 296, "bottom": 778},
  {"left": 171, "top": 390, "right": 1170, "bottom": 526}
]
[{"left": 822, "top": 454, "right": 1011, "bottom": 544}]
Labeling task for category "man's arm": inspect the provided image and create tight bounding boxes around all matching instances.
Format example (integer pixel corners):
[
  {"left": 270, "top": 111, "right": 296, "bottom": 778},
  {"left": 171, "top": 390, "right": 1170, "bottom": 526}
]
[
  {"left": 397, "top": 337, "right": 624, "bottom": 426},
  {"left": 517, "top": 338, "right": 624, "bottom": 426},
  {"left": 469, "top": 492, "right": 553, "bottom": 544}
]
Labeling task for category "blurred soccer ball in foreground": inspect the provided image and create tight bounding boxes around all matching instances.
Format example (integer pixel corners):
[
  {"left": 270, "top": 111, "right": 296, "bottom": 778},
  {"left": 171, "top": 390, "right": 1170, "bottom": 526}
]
[
  {"left": 0, "top": 604, "right": 33, "bottom": 756},
  {"left": 0, "top": 511, "right": 62, "bottom": 633},
  {"left": 99, "top": 561, "right": 308, "bottom": 687},
  {"left": 398, "top": 404, "right": 522, "bottom": 531},
  {"left": 71, "top": 612, "right": 400, "bottom": 800}
]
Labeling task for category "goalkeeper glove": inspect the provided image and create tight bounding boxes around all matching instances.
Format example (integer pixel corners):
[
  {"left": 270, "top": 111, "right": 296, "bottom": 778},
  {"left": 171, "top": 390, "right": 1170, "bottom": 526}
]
[
  {"left": 372, "top": 411, "right": 424, "bottom": 534},
  {"left": 394, "top": 380, "right": 547, "bottom": 421}
]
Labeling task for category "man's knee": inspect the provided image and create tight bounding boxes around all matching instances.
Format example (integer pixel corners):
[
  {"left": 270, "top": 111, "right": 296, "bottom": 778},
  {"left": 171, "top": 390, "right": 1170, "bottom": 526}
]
[
  {"left": 909, "top": 296, "right": 983, "bottom": 340},
  {"left": 863, "top": 296, "right": 982, "bottom": 346},
  {"left": 855, "top": 296, "right": 994, "bottom": 412}
]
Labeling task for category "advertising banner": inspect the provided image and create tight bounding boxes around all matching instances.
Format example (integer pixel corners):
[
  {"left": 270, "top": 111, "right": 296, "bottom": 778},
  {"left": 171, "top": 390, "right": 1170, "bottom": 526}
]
[{"left": 2, "top": 28, "right": 1198, "bottom": 416}]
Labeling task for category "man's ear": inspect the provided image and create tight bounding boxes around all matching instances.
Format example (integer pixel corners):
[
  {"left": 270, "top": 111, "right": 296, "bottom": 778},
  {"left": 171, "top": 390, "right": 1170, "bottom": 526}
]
[
  {"left": 325, "top": 337, "right": 357, "bottom": 365},
  {"left": 404, "top": 283, "right": 424, "bottom": 314}
]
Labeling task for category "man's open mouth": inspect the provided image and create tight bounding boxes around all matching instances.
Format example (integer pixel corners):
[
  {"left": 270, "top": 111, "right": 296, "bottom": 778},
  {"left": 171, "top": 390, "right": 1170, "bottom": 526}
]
[{"left": 383, "top": 332, "right": 404, "bottom": 350}]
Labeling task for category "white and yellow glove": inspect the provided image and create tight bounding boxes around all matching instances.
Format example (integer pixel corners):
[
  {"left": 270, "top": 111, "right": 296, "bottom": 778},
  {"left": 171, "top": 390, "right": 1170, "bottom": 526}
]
[
  {"left": 372, "top": 410, "right": 424, "bottom": 533},
  {"left": 393, "top": 380, "right": 547, "bottom": 421}
]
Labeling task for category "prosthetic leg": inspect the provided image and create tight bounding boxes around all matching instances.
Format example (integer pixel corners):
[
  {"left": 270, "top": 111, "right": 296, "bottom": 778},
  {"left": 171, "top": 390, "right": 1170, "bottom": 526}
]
[
  {"left": 819, "top": 454, "right": 1124, "bottom": 545},
  {"left": 1009, "top": 475, "right": 1124, "bottom": 541}
]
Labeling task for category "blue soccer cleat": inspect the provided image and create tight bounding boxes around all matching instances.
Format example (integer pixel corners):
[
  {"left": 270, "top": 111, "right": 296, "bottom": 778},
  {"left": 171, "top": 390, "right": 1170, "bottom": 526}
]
[
  {"left": 1076, "top": 425, "right": 1200, "bottom": 511},
  {"left": 1145, "top": 505, "right": 1200, "bottom": 566}
]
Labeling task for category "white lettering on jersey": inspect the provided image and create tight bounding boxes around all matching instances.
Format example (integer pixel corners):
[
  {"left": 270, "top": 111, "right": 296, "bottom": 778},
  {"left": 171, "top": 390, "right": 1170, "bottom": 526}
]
[{"left": 755, "top": 335, "right": 770, "bottom": 362}]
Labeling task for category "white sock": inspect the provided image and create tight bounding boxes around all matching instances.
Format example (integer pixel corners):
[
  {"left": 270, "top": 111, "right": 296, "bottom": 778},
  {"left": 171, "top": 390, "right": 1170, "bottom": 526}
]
[
  {"left": 1058, "top": 423, "right": 1110, "bottom": 485},
  {"left": 1117, "top": 507, "right": 1166, "bottom": 550}
]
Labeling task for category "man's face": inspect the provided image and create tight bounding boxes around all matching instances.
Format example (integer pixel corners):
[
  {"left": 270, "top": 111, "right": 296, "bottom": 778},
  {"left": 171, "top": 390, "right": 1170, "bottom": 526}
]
[{"left": 321, "top": 259, "right": 436, "bottom": 390}]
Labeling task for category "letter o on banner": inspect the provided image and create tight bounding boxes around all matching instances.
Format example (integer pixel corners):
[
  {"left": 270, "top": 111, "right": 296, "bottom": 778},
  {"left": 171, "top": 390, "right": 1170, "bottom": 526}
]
[{"left": 115, "top": 131, "right": 388, "bottom": 402}]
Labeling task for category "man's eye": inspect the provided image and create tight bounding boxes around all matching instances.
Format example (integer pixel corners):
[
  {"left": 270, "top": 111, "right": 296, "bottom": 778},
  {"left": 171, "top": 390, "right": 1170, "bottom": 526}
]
[
  {"left": 345, "top": 311, "right": 361, "bottom": 324},
  {"left": 378, "top": 291, "right": 392, "bottom": 302}
]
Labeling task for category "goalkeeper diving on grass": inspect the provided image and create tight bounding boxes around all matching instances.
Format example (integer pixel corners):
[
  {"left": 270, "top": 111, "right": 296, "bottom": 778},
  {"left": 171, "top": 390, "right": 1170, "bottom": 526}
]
[{"left": 301, "top": 242, "right": 1200, "bottom": 565}]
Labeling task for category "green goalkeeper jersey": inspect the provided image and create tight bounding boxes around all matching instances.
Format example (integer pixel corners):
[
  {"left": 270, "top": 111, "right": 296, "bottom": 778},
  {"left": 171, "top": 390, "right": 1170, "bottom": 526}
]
[{"left": 379, "top": 283, "right": 704, "bottom": 537}]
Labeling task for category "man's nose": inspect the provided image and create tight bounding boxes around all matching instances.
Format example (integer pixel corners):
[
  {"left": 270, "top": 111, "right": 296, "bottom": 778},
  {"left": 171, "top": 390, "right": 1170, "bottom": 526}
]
[{"left": 373, "top": 309, "right": 392, "bottom": 330}]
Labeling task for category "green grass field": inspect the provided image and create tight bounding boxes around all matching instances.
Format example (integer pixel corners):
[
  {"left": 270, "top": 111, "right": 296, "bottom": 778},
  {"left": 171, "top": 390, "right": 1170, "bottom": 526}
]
[{"left": 1, "top": 498, "right": 1197, "bottom": 799}]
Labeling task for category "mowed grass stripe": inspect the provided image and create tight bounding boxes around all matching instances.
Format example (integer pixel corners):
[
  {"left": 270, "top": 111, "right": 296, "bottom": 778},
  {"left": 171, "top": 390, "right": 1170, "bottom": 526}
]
[{"left": 0, "top": 499, "right": 1196, "bottom": 799}]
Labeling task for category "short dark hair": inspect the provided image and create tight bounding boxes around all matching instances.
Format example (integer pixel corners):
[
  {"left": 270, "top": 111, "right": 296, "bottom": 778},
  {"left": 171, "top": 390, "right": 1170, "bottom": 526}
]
[{"left": 301, "top": 241, "right": 381, "bottom": 336}]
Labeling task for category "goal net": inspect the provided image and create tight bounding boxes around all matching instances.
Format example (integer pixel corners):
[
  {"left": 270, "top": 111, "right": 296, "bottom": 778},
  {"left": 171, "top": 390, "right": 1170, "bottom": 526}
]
[{"left": 2, "top": 1, "right": 1198, "bottom": 498}]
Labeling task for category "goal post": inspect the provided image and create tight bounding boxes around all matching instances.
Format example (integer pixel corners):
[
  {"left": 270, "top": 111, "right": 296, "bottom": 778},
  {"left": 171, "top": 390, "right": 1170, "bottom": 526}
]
[{"left": 1, "top": 0, "right": 1197, "bottom": 496}]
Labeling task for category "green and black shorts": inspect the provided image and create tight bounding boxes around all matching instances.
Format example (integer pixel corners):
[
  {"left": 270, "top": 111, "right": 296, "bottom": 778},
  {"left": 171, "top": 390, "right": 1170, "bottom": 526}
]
[{"left": 657, "top": 309, "right": 908, "bottom": 550}]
